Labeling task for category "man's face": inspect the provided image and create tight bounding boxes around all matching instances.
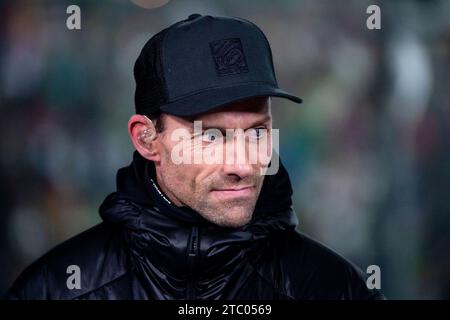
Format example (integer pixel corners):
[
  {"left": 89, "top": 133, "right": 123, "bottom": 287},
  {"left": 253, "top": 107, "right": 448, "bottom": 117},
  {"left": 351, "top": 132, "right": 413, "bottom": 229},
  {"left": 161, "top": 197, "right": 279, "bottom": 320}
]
[{"left": 154, "top": 97, "right": 272, "bottom": 228}]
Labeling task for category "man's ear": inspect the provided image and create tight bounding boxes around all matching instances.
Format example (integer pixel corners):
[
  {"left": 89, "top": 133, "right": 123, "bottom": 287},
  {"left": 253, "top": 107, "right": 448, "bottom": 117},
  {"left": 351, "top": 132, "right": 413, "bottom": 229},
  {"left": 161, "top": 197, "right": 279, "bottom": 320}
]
[{"left": 128, "top": 114, "right": 160, "bottom": 162}]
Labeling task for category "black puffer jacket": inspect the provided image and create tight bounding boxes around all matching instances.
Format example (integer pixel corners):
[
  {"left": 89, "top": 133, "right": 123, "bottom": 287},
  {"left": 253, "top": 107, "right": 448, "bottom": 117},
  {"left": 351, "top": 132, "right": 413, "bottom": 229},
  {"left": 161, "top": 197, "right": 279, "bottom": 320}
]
[{"left": 5, "top": 152, "right": 384, "bottom": 300}]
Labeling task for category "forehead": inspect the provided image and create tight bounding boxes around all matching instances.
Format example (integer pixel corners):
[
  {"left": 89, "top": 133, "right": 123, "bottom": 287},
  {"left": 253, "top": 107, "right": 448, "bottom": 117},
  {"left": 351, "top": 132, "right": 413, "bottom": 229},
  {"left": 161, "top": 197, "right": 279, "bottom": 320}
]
[{"left": 162, "top": 97, "right": 271, "bottom": 130}]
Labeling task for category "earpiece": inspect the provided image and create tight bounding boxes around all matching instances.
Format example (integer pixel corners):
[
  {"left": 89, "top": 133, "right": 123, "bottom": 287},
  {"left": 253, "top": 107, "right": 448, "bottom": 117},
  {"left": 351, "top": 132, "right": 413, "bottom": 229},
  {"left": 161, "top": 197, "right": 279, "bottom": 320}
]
[{"left": 138, "top": 128, "right": 156, "bottom": 144}]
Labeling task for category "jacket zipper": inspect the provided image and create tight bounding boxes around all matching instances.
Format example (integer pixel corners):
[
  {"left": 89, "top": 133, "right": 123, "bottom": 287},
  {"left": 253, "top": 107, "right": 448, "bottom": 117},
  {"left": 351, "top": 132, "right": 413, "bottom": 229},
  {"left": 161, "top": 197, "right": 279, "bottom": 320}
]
[{"left": 186, "top": 226, "right": 199, "bottom": 299}]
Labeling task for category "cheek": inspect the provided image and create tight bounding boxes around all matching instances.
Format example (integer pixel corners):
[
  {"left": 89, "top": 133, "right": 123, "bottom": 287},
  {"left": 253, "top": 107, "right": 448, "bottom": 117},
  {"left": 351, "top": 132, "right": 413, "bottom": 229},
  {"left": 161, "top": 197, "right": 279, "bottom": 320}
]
[
  {"left": 160, "top": 150, "right": 193, "bottom": 187},
  {"left": 166, "top": 138, "right": 219, "bottom": 186},
  {"left": 159, "top": 145, "right": 207, "bottom": 196},
  {"left": 192, "top": 165, "right": 218, "bottom": 188}
]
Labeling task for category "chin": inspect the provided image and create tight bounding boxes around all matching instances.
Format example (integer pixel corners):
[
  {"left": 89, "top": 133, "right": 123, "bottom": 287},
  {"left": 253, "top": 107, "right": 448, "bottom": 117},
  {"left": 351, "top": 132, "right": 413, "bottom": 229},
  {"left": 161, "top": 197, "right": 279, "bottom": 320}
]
[
  {"left": 212, "top": 209, "right": 253, "bottom": 228},
  {"left": 194, "top": 199, "right": 256, "bottom": 228}
]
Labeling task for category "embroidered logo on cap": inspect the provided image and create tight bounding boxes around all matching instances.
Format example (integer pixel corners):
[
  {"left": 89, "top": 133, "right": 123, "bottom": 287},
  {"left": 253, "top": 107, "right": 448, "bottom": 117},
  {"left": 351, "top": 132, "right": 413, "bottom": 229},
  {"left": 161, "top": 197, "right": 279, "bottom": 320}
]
[{"left": 209, "top": 38, "right": 249, "bottom": 76}]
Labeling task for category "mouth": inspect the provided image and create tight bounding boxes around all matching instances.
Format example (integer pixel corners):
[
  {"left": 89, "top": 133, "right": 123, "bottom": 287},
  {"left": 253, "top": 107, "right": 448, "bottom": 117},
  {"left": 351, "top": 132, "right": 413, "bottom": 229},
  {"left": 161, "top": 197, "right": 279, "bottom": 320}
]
[{"left": 210, "top": 186, "right": 255, "bottom": 199}]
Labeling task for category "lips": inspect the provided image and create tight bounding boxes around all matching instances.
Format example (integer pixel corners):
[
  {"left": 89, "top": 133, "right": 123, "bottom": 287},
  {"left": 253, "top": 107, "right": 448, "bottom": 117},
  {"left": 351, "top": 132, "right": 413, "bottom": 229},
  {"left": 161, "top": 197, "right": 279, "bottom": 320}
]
[{"left": 210, "top": 186, "right": 255, "bottom": 199}]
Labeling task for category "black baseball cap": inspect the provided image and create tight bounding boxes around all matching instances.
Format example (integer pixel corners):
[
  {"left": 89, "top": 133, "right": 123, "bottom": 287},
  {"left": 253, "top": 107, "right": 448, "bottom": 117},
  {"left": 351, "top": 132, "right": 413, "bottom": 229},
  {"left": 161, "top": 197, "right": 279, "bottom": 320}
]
[{"left": 134, "top": 13, "right": 302, "bottom": 117}]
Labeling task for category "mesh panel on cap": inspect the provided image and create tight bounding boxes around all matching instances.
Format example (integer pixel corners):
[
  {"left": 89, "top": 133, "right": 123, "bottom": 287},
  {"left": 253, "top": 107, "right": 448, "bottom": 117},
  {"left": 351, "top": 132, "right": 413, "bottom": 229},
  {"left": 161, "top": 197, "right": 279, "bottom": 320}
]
[{"left": 134, "top": 29, "right": 169, "bottom": 116}]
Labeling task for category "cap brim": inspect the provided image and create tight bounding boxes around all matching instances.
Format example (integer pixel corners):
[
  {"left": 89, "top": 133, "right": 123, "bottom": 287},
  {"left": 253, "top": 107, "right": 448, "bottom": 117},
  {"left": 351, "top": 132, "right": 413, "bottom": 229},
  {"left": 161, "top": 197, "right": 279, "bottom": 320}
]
[{"left": 160, "top": 83, "right": 302, "bottom": 117}]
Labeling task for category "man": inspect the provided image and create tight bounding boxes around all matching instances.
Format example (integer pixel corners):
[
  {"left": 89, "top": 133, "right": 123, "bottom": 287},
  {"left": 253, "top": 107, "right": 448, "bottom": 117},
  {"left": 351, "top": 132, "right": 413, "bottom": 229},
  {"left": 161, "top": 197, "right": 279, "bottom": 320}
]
[{"left": 5, "top": 14, "right": 384, "bottom": 300}]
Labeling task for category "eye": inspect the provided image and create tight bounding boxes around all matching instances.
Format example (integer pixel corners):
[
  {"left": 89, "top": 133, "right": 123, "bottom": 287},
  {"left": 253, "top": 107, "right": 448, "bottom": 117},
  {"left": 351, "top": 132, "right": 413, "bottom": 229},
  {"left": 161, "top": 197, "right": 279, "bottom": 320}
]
[
  {"left": 246, "top": 127, "right": 266, "bottom": 140},
  {"left": 201, "top": 130, "right": 222, "bottom": 143}
]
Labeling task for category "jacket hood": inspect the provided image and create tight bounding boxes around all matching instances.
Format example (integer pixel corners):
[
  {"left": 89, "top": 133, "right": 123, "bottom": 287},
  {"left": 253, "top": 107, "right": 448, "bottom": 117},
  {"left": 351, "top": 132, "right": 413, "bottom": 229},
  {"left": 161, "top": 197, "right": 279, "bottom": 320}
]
[{"left": 98, "top": 151, "right": 298, "bottom": 299}]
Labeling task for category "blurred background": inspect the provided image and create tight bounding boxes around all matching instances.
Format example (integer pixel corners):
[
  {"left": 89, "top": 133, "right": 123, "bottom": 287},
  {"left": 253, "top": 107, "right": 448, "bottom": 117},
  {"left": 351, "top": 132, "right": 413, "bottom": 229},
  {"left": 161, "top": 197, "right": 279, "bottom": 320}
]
[{"left": 0, "top": 0, "right": 449, "bottom": 299}]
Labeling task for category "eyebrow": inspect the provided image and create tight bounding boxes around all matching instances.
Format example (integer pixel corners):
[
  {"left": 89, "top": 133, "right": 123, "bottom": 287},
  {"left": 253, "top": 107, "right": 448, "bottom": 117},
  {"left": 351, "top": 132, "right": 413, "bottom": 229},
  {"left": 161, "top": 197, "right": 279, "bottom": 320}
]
[{"left": 199, "top": 115, "right": 272, "bottom": 131}]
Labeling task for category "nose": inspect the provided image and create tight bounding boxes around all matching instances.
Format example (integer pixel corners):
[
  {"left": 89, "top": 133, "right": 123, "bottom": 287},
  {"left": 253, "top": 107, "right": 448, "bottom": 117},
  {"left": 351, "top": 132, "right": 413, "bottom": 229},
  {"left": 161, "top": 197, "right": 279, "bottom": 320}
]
[
  {"left": 221, "top": 137, "right": 255, "bottom": 180},
  {"left": 222, "top": 162, "right": 254, "bottom": 180}
]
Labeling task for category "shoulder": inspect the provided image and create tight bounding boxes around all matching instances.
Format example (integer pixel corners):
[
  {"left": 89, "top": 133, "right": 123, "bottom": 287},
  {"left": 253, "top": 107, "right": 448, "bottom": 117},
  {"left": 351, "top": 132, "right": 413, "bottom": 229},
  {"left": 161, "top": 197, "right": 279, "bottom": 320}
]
[
  {"left": 268, "top": 230, "right": 385, "bottom": 300},
  {"left": 4, "top": 222, "right": 129, "bottom": 300}
]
